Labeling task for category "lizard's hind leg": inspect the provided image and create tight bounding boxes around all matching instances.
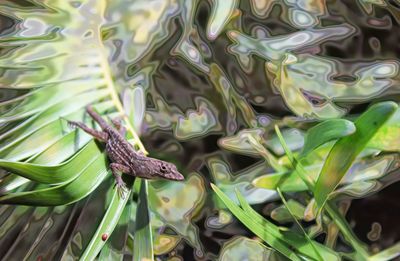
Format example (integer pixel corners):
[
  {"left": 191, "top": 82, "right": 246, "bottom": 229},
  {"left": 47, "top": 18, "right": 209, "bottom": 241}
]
[
  {"left": 68, "top": 120, "right": 108, "bottom": 142},
  {"left": 110, "top": 163, "right": 130, "bottom": 198}
]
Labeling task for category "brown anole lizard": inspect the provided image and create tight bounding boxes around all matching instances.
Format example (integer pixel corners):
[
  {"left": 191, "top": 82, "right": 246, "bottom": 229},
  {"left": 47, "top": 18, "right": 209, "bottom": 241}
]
[{"left": 67, "top": 106, "right": 184, "bottom": 196}]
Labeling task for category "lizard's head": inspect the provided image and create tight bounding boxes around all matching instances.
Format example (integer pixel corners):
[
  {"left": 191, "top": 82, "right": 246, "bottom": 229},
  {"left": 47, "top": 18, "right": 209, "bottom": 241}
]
[{"left": 153, "top": 161, "right": 184, "bottom": 181}]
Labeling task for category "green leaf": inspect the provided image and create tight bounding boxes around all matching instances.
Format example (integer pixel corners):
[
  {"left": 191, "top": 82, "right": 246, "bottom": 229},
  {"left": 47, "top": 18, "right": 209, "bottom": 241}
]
[
  {"left": 274, "top": 125, "right": 315, "bottom": 189},
  {"left": 300, "top": 119, "right": 356, "bottom": 157},
  {"left": 211, "top": 183, "right": 301, "bottom": 261},
  {"left": 256, "top": 127, "right": 370, "bottom": 259},
  {"left": 0, "top": 141, "right": 102, "bottom": 184},
  {"left": 0, "top": 82, "right": 99, "bottom": 123},
  {"left": 314, "top": 102, "right": 398, "bottom": 209},
  {"left": 277, "top": 188, "right": 323, "bottom": 261},
  {"left": 0, "top": 154, "right": 108, "bottom": 206},
  {"left": 368, "top": 108, "right": 400, "bottom": 152},
  {"left": 235, "top": 187, "right": 339, "bottom": 261},
  {"left": 212, "top": 183, "right": 340, "bottom": 261},
  {"left": 81, "top": 177, "right": 133, "bottom": 261},
  {"left": 133, "top": 179, "right": 154, "bottom": 261}
]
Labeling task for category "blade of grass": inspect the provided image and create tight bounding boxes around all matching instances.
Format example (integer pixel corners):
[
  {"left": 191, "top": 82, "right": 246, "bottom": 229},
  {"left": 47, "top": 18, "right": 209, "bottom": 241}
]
[
  {"left": 234, "top": 187, "right": 340, "bottom": 261},
  {"left": 212, "top": 184, "right": 301, "bottom": 260},
  {"left": 212, "top": 183, "right": 339, "bottom": 261},
  {"left": 274, "top": 125, "right": 315, "bottom": 189},
  {"left": 314, "top": 102, "right": 397, "bottom": 210},
  {"left": 277, "top": 188, "right": 324, "bottom": 261}
]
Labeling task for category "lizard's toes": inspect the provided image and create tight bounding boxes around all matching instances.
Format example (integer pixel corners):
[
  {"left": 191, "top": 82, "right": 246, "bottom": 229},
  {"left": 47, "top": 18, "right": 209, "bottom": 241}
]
[
  {"left": 115, "top": 182, "right": 128, "bottom": 199},
  {"left": 67, "top": 121, "right": 78, "bottom": 129}
]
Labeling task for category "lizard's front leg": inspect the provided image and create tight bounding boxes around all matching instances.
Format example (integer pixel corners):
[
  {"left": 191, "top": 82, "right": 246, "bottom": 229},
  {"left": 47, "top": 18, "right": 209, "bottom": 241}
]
[
  {"left": 68, "top": 120, "right": 108, "bottom": 142},
  {"left": 111, "top": 117, "right": 127, "bottom": 137},
  {"left": 110, "top": 163, "right": 130, "bottom": 198}
]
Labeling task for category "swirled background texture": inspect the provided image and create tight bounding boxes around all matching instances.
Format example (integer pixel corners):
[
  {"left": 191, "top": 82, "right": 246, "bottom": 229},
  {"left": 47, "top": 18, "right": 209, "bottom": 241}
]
[{"left": 1, "top": 0, "right": 400, "bottom": 260}]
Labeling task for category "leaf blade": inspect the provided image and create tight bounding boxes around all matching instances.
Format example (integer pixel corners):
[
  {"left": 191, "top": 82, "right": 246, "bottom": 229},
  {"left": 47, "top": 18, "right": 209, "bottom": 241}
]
[
  {"left": 300, "top": 119, "right": 356, "bottom": 157},
  {"left": 314, "top": 101, "right": 398, "bottom": 209}
]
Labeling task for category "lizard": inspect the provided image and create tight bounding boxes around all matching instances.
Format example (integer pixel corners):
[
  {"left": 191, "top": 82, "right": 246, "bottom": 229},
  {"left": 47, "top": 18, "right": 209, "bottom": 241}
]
[{"left": 67, "top": 105, "right": 184, "bottom": 197}]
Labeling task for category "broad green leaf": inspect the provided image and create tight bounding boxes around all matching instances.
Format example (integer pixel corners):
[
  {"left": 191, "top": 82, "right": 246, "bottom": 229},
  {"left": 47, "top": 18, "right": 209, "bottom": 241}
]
[
  {"left": 0, "top": 82, "right": 101, "bottom": 123},
  {"left": 0, "top": 154, "right": 108, "bottom": 206},
  {"left": 314, "top": 102, "right": 397, "bottom": 209},
  {"left": 0, "top": 141, "right": 102, "bottom": 184},
  {"left": 133, "top": 179, "right": 154, "bottom": 261},
  {"left": 368, "top": 108, "right": 400, "bottom": 152},
  {"left": 274, "top": 125, "right": 315, "bottom": 189},
  {"left": 0, "top": 96, "right": 111, "bottom": 148},
  {"left": 300, "top": 119, "right": 356, "bottom": 157}
]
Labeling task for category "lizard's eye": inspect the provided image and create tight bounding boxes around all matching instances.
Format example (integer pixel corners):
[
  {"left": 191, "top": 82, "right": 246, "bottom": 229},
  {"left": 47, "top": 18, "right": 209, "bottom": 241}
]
[{"left": 160, "top": 165, "right": 168, "bottom": 173}]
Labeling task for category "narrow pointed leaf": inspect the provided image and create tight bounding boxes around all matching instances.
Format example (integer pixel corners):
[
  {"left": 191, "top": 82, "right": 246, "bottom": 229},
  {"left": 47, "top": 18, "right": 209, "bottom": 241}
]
[
  {"left": 300, "top": 119, "right": 356, "bottom": 157},
  {"left": 277, "top": 188, "right": 323, "bottom": 261},
  {"left": 234, "top": 187, "right": 339, "bottom": 261},
  {"left": 212, "top": 184, "right": 340, "bottom": 260},
  {"left": 133, "top": 179, "right": 154, "bottom": 261},
  {"left": 211, "top": 184, "right": 301, "bottom": 260},
  {"left": 80, "top": 178, "right": 133, "bottom": 260}
]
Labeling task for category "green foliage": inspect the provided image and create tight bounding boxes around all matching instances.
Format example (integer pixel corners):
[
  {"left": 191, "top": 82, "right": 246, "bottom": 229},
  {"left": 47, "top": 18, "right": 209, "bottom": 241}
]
[
  {"left": 1, "top": 0, "right": 400, "bottom": 260},
  {"left": 212, "top": 184, "right": 340, "bottom": 261},
  {"left": 314, "top": 102, "right": 397, "bottom": 209}
]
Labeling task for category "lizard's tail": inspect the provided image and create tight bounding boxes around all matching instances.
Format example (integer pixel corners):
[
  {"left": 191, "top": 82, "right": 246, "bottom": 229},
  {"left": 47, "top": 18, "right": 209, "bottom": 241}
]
[{"left": 86, "top": 105, "right": 109, "bottom": 130}]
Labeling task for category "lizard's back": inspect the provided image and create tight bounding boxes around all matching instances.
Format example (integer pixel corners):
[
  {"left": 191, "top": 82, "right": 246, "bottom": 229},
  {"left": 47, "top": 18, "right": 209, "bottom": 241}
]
[{"left": 105, "top": 127, "right": 147, "bottom": 170}]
